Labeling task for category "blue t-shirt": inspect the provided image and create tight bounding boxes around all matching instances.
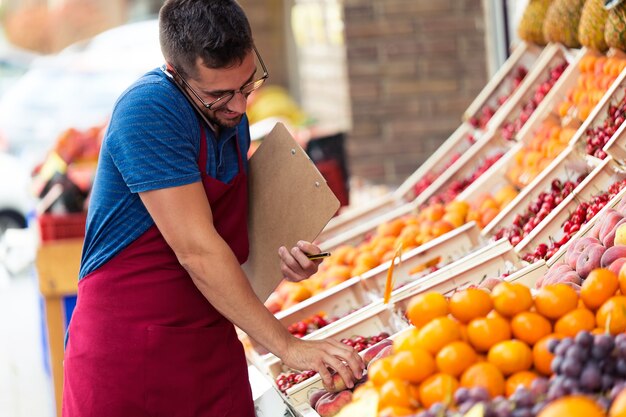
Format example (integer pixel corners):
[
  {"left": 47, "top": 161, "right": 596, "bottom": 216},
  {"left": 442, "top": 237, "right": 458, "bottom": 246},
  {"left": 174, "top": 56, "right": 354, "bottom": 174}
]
[{"left": 79, "top": 68, "right": 250, "bottom": 279}]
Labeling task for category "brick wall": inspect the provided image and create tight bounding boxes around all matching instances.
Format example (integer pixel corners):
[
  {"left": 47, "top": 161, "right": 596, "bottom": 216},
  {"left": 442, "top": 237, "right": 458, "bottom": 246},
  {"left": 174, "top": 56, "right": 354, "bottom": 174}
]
[{"left": 344, "top": 0, "right": 488, "bottom": 185}]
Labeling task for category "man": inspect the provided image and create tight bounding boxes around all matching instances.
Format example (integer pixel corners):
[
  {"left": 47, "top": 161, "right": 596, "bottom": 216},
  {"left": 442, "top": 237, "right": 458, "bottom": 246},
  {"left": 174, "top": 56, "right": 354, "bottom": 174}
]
[{"left": 62, "top": 1, "right": 364, "bottom": 416}]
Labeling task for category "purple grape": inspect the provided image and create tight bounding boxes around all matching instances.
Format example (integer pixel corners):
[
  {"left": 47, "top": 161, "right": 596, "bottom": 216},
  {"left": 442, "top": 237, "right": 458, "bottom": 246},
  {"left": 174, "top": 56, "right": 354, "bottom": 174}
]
[
  {"left": 511, "top": 387, "right": 534, "bottom": 408},
  {"left": 531, "top": 402, "right": 546, "bottom": 416},
  {"left": 602, "top": 374, "right": 615, "bottom": 391},
  {"left": 454, "top": 387, "right": 470, "bottom": 404},
  {"left": 580, "top": 363, "right": 602, "bottom": 391},
  {"left": 561, "top": 357, "right": 582, "bottom": 378},
  {"left": 595, "top": 334, "right": 615, "bottom": 352},
  {"left": 597, "top": 396, "right": 611, "bottom": 411},
  {"left": 617, "top": 340, "right": 626, "bottom": 359},
  {"left": 547, "top": 338, "right": 560, "bottom": 354},
  {"left": 511, "top": 408, "right": 533, "bottom": 417},
  {"left": 469, "top": 386, "right": 490, "bottom": 402},
  {"left": 492, "top": 400, "right": 512, "bottom": 417},
  {"left": 575, "top": 330, "right": 593, "bottom": 348},
  {"left": 458, "top": 401, "right": 477, "bottom": 414},
  {"left": 429, "top": 402, "right": 446, "bottom": 415},
  {"left": 617, "top": 359, "right": 626, "bottom": 377},
  {"left": 551, "top": 355, "right": 564, "bottom": 374},
  {"left": 547, "top": 383, "right": 567, "bottom": 401},
  {"left": 415, "top": 411, "right": 430, "bottom": 417},
  {"left": 555, "top": 338, "right": 574, "bottom": 356},
  {"left": 530, "top": 377, "right": 549, "bottom": 396},
  {"left": 566, "top": 344, "right": 587, "bottom": 361}
]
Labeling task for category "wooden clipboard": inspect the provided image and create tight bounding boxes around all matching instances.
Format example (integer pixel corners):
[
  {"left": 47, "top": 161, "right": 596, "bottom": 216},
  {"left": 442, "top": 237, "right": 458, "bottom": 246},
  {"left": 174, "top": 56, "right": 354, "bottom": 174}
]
[{"left": 243, "top": 123, "right": 340, "bottom": 301}]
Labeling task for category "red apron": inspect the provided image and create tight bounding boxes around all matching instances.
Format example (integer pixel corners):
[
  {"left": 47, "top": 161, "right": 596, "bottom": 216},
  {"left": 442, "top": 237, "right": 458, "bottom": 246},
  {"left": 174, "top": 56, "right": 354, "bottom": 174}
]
[{"left": 62, "top": 125, "right": 254, "bottom": 417}]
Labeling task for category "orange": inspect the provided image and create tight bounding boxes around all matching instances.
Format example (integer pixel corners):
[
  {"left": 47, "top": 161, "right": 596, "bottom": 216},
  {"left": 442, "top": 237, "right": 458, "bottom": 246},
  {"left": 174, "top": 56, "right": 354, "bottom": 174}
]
[
  {"left": 449, "top": 288, "right": 494, "bottom": 323},
  {"left": 533, "top": 334, "right": 562, "bottom": 376},
  {"left": 419, "top": 373, "right": 459, "bottom": 409},
  {"left": 393, "top": 327, "right": 422, "bottom": 353},
  {"left": 596, "top": 296, "right": 626, "bottom": 334},
  {"left": 435, "top": 341, "right": 478, "bottom": 377},
  {"left": 368, "top": 356, "right": 394, "bottom": 386},
  {"left": 377, "top": 218, "right": 406, "bottom": 238},
  {"left": 534, "top": 284, "right": 579, "bottom": 320},
  {"left": 610, "top": 388, "right": 626, "bottom": 417},
  {"left": 416, "top": 316, "right": 462, "bottom": 355},
  {"left": 390, "top": 348, "right": 436, "bottom": 384},
  {"left": 510, "top": 311, "right": 552, "bottom": 346},
  {"left": 379, "top": 378, "right": 418, "bottom": 409},
  {"left": 554, "top": 308, "right": 596, "bottom": 337},
  {"left": 581, "top": 268, "right": 619, "bottom": 310},
  {"left": 505, "top": 371, "right": 539, "bottom": 397},
  {"left": 537, "top": 395, "right": 604, "bottom": 417},
  {"left": 491, "top": 282, "right": 533, "bottom": 317},
  {"left": 487, "top": 340, "right": 533, "bottom": 376},
  {"left": 405, "top": 292, "right": 449, "bottom": 328},
  {"left": 467, "top": 316, "right": 512, "bottom": 352},
  {"left": 460, "top": 362, "right": 506, "bottom": 398}
]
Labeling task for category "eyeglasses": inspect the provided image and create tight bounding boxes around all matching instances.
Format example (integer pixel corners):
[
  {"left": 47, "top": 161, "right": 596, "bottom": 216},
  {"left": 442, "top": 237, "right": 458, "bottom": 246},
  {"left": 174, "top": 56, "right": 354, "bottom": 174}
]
[{"left": 167, "top": 46, "right": 268, "bottom": 110}]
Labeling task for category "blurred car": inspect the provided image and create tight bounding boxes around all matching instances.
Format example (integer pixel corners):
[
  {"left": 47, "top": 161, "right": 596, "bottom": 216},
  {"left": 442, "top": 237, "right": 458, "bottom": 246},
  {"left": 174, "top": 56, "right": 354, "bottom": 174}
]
[
  {"left": 0, "top": 152, "right": 32, "bottom": 236},
  {"left": 0, "top": 18, "right": 163, "bottom": 170}
]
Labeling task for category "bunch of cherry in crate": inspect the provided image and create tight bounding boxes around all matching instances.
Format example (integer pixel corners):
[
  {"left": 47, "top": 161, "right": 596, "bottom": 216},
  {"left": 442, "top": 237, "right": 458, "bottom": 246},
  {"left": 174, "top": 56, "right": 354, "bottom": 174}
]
[
  {"left": 426, "top": 152, "right": 505, "bottom": 206},
  {"left": 522, "top": 178, "right": 626, "bottom": 263},
  {"left": 583, "top": 89, "right": 626, "bottom": 159},
  {"left": 274, "top": 332, "right": 390, "bottom": 393},
  {"left": 412, "top": 151, "right": 464, "bottom": 197},
  {"left": 287, "top": 313, "right": 337, "bottom": 338},
  {"left": 468, "top": 66, "right": 528, "bottom": 130},
  {"left": 499, "top": 62, "right": 568, "bottom": 142},
  {"left": 494, "top": 175, "right": 588, "bottom": 247}
]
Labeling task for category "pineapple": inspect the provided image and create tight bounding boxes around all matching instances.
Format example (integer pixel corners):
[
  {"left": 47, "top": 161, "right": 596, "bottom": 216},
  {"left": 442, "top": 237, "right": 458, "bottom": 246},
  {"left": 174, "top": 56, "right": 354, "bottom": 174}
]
[
  {"left": 518, "top": 0, "right": 553, "bottom": 46},
  {"left": 579, "top": 0, "right": 609, "bottom": 52},
  {"left": 543, "top": 0, "right": 586, "bottom": 48},
  {"left": 606, "top": 1, "right": 626, "bottom": 51}
]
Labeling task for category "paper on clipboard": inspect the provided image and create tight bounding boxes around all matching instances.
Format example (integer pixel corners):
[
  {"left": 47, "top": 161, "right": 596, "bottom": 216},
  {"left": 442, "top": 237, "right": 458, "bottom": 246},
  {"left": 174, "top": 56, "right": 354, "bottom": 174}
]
[{"left": 243, "top": 123, "right": 340, "bottom": 302}]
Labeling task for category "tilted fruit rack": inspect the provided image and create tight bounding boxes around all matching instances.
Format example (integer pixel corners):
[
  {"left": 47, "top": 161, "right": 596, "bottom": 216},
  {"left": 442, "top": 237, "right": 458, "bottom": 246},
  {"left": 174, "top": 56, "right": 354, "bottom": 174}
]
[
  {"left": 481, "top": 145, "right": 596, "bottom": 238},
  {"left": 463, "top": 41, "right": 545, "bottom": 125},
  {"left": 514, "top": 156, "right": 626, "bottom": 265}
]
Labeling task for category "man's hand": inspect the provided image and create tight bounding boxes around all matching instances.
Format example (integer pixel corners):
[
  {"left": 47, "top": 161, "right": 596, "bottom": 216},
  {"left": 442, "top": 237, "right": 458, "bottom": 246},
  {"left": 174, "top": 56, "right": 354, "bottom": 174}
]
[
  {"left": 278, "top": 241, "right": 323, "bottom": 282},
  {"left": 280, "top": 337, "right": 365, "bottom": 392}
]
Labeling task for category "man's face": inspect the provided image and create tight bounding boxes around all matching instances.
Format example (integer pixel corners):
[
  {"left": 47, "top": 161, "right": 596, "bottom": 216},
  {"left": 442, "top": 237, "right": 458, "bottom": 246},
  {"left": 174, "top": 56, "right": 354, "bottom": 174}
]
[{"left": 185, "top": 51, "right": 257, "bottom": 129}]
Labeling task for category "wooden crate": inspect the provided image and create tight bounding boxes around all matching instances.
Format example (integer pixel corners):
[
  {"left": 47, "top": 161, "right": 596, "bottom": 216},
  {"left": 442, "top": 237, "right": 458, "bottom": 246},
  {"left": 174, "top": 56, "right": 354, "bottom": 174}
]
[
  {"left": 481, "top": 145, "right": 596, "bottom": 237},
  {"left": 463, "top": 42, "right": 544, "bottom": 124},
  {"left": 394, "top": 123, "right": 483, "bottom": 202},
  {"left": 514, "top": 157, "right": 626, "bottom": 264},
  {"left": 486, "top": 44, "right": 571, "bottom": 135},
  {"left": 389, "top": 239, "right": 519, "bottom": 313},
  {"left": 515, "top": 47, "right": 589, "bottom": 146},
  {"left": 267, "top": 303, "right": 408, "bottom": 408},
  {"left": 245, "top": 222, "right": 481, "bottom": 363},
  {"left": 505, "top": 260, "right": 548, "bottom": 288}
]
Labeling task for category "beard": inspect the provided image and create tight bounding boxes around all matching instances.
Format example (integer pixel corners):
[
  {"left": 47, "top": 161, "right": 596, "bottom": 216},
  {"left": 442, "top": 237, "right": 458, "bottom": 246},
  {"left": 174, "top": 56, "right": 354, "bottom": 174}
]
[{"left": 205, "top": 109, "right": 243, "bottom": 129}]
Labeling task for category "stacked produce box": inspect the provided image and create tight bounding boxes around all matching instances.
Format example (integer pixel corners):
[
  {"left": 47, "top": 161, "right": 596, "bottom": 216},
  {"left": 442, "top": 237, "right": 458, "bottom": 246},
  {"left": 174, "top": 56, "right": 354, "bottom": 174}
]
[{"left": 242, "top": 1, "right": 626, "bottom": 416}]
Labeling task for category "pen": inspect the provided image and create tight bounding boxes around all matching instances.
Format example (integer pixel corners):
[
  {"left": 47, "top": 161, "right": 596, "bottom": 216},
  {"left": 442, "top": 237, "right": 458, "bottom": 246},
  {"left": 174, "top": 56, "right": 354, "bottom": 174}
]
[{"left": 306, "top": 252, "right": 332, "bottom": 260}]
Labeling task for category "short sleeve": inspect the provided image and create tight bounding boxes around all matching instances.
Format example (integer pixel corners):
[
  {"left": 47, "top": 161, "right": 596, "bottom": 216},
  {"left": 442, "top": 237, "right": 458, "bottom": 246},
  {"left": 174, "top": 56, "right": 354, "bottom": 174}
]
[{"left": 105, "top": 79, "right": 201, "bottom": 193}]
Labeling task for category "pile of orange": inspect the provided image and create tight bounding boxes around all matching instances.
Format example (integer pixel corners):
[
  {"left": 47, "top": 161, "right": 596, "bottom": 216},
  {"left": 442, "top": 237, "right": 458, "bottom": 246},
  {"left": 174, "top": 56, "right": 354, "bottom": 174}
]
[
  {"left": 505, "top": 119, "right": 574, "bottom": 189},
  {"left": 466, "top": 185, "right": 519, "bottom": 229},
  {"left": 265, "top": 200, "right": 472, "bottom": 313},
  {"left": 350, "top": 268, "right": 626, "bottom": 417},
  {"left": 558, "top": 54, "right": 626, "bottom": 122}
]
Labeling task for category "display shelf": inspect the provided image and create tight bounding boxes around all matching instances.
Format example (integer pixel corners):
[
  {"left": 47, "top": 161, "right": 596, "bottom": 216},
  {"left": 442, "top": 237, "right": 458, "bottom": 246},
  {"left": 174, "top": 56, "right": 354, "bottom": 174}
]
[
  {"left": 246, "top": 223, "right": 481, "bottom": 363},
  {"left": 463, "top": 42, "right": 544, "bottom": 125},
  {"left": 505, "top": 260, "right": 548, "bottom": 288},
  {"left": 317, "top": 194, "right": 399, "bottom": 243},
  {"left": 485, "top": 43, "right": 571, "bottom": 135},
  {"left": 455, "top": 141, "right": 524, "bottom": 203},
  {"left": 571, "top": 66, "right": 626, "bottom": 161},
  {"left": 604, "top": 118, "right": 626, "bottom": 164},
  {"left": 394, "top": 123, "right": 482, "bottom": 202},
  {"left": 389, "top": 238, "right": 518, "bottom": 312},
  {"left": 514, "top": 157, "right": 626, "bottom": 263},
  {"left": 266, "top": 303, "right": 408, "bottom": 408},
  {"left": 515, "top": 47, "right": 589, "bottom": 146},
  {"left": 481, "top": 145, "right": 594, "bottom": 237}
]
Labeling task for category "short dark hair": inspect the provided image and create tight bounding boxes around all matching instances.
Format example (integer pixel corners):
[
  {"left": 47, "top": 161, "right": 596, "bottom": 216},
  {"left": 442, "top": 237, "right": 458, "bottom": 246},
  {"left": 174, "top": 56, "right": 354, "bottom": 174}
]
[{"left": 159, "top": 0, "right": 253, "bottom": 79}]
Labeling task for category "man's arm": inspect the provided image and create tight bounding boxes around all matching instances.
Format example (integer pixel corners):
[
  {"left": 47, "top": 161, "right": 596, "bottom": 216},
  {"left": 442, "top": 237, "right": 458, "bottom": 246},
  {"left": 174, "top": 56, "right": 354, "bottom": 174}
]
[{"left": 139, "top": 182, "right": 364, "bottom": 389}]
